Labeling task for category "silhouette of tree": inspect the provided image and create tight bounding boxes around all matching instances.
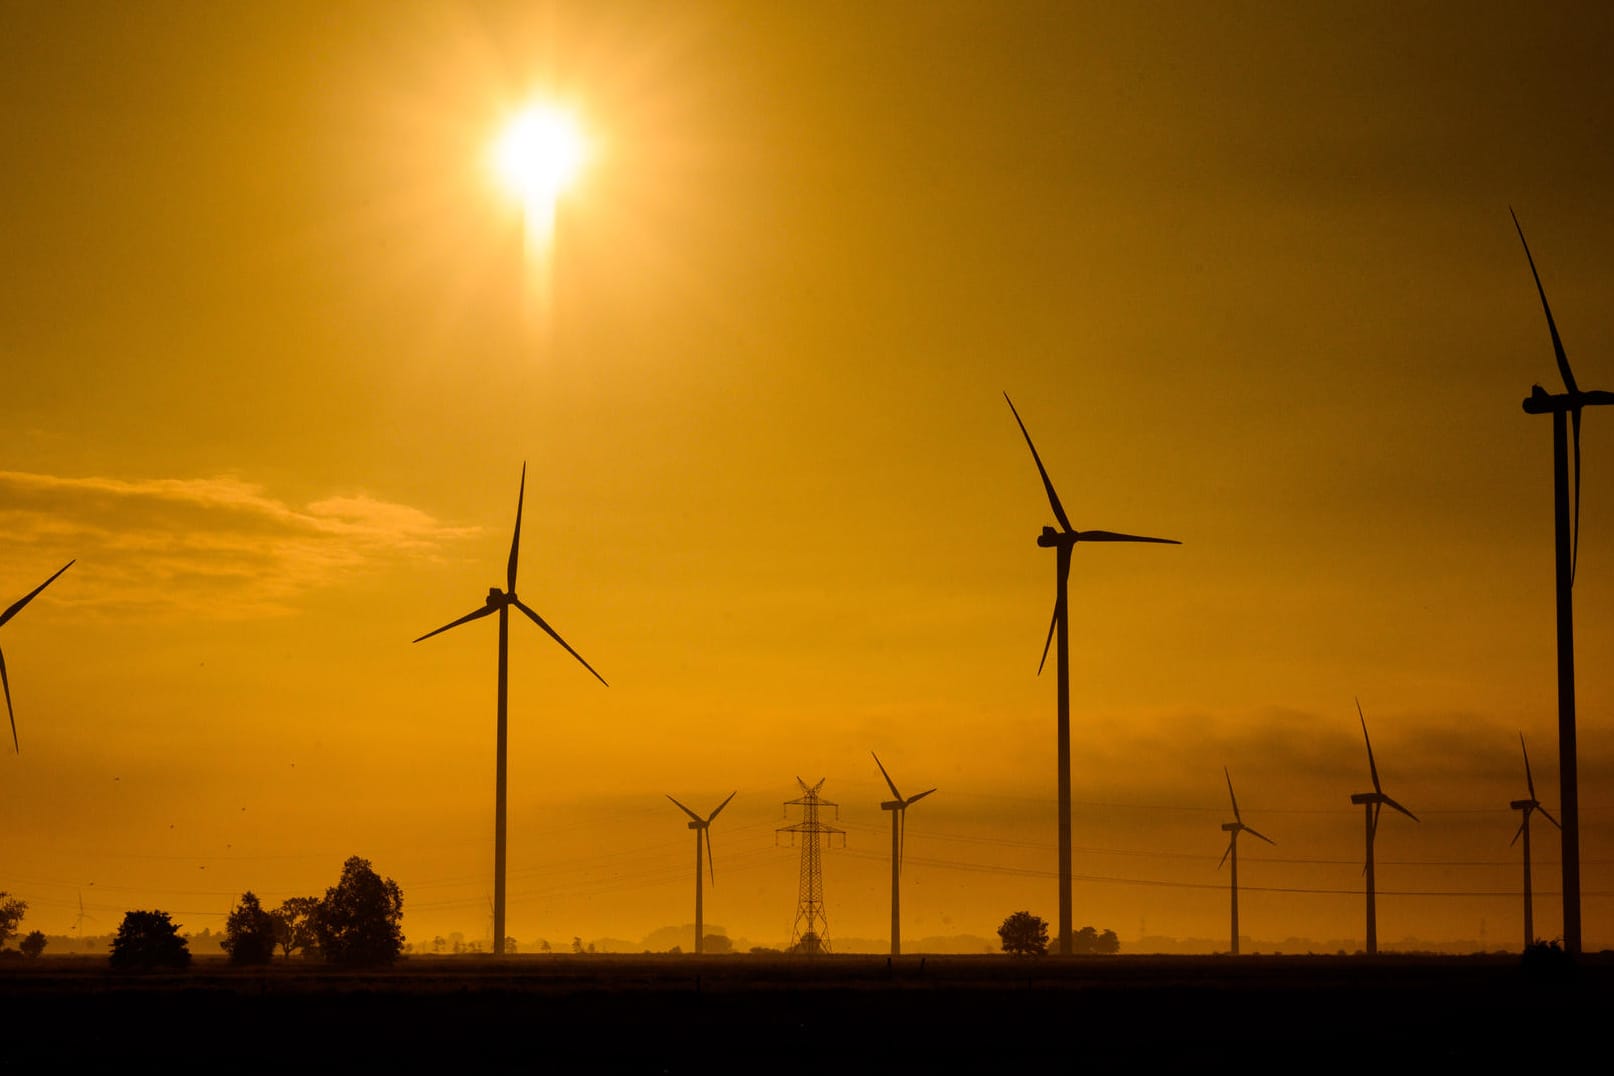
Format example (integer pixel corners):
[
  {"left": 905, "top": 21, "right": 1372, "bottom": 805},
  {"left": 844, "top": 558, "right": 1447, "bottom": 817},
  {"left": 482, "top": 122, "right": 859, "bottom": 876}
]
[
  {"left": 272, "top": 895, "right": 321, "bottom": 959},
  {"left": 109, "top": 910, "right": 192, "bottom": 971},
  {"left": 19, "top": 930, "right": 46, "bottom": 958},
  {"left": 503, "top": 936, "right": 518, "bottom": 954},
  {"left": 997, "top": 911, "right": 1049, "bottom": 956},
  {"left": 0, "top": 892, "right": 26, "bottom": 948},
  {"left": 571, "top": 936, "right": 583, "bottom": 954},
  {"left": 703, "top": 933, "right": 733, "bottom": 955},
  {"left": 1072, "top": 925, "right": 1099, "bottom": 953},
  {"left": 313, "top": 856, "right": 404, "bottom": 967},
  {"left": 222, "top": 891, "right": 277, "bottom": 966},
  {"left": 1097, "top": 928, "right": 1120, "bottom": 954}
]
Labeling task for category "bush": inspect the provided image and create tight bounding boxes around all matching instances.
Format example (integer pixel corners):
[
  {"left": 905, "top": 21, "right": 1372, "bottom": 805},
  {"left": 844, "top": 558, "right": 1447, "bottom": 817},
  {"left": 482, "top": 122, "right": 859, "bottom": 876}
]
[
  {"left": 998, "top": 911, "right": 1049, "bottom": 956},
  {"left": 314, "top": 856, "right": 404, "bottom": 967},
  {"left": 109, "top": 910, "right": 191, "bottom": 971},
  {"left": 19, "top": 931, "right": 46, "bottom": 959},
  {"left": 222, "top": 891, "right": 278, "bottom": 966}
]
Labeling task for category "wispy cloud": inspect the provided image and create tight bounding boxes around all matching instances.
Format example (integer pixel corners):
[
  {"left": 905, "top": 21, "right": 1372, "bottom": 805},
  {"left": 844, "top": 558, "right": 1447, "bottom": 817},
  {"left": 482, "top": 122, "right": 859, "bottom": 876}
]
[{"left": 0, "top": 471, "right": 478, "bottom": 618}]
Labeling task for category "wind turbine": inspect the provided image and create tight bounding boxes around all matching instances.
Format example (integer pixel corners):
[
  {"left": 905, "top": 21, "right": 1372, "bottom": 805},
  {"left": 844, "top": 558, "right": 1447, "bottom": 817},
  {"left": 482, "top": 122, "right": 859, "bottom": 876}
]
[
  {"left": 666, "top": 791, "right": 735, "bottom": 955},
  {"left": 872, "top": 752, "right": 935, "bottom": 957},
  {"left": 414, "top": 464, "right": 606, "bottom": 956},
  {"left": 1004, "top": 392, "right": 1180, "bottom": 954},
  {"left": 1350, "top": 701, "right": 1418, "bottom": 955},
  {"left": 1512, "top": 209, "right": 1613, "bottom": 956},
  {"left": 1219, "top": 767, "right": 1275, "bottom": 956},
  {"left": 1, "top": 560, "right": 74, "bottom": 753},
  {"left": 1511, "top": 733, "right": 1561, "bottom": 951}
]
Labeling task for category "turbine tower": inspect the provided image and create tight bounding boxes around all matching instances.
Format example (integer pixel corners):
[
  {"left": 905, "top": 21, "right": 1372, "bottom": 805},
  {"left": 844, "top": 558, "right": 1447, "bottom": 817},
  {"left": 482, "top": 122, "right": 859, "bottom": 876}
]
[
  {"left": 777, "top": 778, "right": 843, "bottom": 955},
  {"left": 1, "top": 560, "right": 74, "bottom": 752},
  {"left": 666, "top": 791, "right": 736, "bottom": 955},
  {"left": 1350, "top": 701, "right": 1418, "bottom": 955},
  {"left": 1512, "top": 209, "right": 1613, "bottom": 956},
  {"left": 872, "top": 752, "right": 935, "bottom": 957},
  {"left": 1511, "top": 733, "right": 1561, "bottom": 951},
  {"left": 1218, "top": 767, "right": 1275, "bottom": 956},
  {"left": 1005, "top": 393, "right": 1180, "bottom": 954},
  {"left": 414, "top": 464, "right": 607, "bottom": 956}
]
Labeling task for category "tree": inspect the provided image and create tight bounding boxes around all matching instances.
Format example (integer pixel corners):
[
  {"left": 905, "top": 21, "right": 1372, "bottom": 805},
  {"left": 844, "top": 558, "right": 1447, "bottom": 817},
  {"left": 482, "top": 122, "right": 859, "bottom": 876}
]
[
  {"left": 998, "top": 911, "right": 1049, "bottom": 956},
  {"left": 109, "top": 910, "right": 192, "bottom": 970},
  {"left": 1097, "top": 928, "right": 1120, "bottom": 955},
  {"left": 0, "top": 893, "right": 26, "bottom": 948},
  {"left": 272, "top": 896, "right": 321, "bottom": 959},
  {"left": 19, "top": 930, "right": 47, "bottom": 959},
  {"left": 313, "top": 856, "right": 404, "bottom": 967},
  {"left": 222, "top": 891, "right": 278, "bottom": 966},
  {"left": 702, "top": 933, "right": 734, "bottom": 955}
]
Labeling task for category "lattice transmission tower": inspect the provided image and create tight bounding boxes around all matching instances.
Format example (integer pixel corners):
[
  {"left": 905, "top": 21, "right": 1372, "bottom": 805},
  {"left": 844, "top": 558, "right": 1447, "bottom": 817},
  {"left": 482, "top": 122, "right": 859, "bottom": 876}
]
[{"left": 778, "top": 777, "right": 844, "bottom": 954}]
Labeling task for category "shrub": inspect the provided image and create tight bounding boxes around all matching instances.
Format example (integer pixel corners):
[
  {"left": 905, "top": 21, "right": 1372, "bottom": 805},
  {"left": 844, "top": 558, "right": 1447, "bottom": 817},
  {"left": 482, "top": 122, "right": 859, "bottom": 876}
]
[{"left": 110, "top": 910, "right": 191, "bottom": 971}]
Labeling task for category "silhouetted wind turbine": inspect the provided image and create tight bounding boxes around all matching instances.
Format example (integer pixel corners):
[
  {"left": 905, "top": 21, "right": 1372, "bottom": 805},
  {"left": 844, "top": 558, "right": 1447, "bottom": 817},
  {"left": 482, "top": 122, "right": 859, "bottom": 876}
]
[
  {"left": 1350, "top": 701, "right": 1418, "bottom": 955},
  {"left": 1511, "top": 733, "right": 1561, "bottom": 951},
  {"left": 414, "top": 465, "right": 606, "bottom": 956},
  {"left": 1512, "top": 209, "right": 1613, "bottom": 956},
  {"left": 1219, "top": 767, "right": 1274, "bottom": 956},
  {"left": 1005, "top": 393, "right": 1179, "bottom": 954},
  {"left": 666, "top": 791, "right": 735, "bottom": 955},
  {"left": 1, "top": 560, "right": 74, "bottom": 753},
  {"left": 872, "top": 752, "right": 934, "bottom": 957}
]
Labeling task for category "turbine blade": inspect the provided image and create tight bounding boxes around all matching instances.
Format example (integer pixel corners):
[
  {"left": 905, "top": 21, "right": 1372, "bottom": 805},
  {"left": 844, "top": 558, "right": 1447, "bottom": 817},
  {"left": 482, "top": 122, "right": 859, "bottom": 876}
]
[
  {"left": 1381, "top": 795, "right": 1418, "bottom": 823},
  {"left": 508, "top": 463, "right": 526, "bottom": 594},
  {"left": 898, "top": 807, "right": 907, "bottom": 878},
  {"left": 705, "top": 829, "right": 717, "bottom": 887},
  {"left": 906, "top": 788, "right": 936, "bottom": 806},
  {"left": 1073, "top": 530, "right": 1181, "bottom": 545},
  {"left": 707, "top": 790, "right": 737, "bottom": 823},
  {"left": 1538, "top": 806, "right": 1562, "bottom": 831},
  {"left": 1370, "top": 801, "right": 1381, "bottom": 846},
  {"left": 1004, "top": 392, "right": 1074, "bottom": 533},
  {"left": 1521, "top": 733, "right": 1536, "bottom": 799},
  {"left": 0, "top": 560, "right": 75, "bottom": 628},
  {"left": 1571, "top": 407, "right": 1582, "bottom": 583},
  {"left": 666, "top": 794, "right": 702, "bottom": 823},
  {"left": 872, "top": 752, "right": 902, "bottom": 801},
  {"left": 1511, "top": 208, "right": 1579, "bottom": 396},
  {"left": 1511, "top": 819, "right": 1526, "bottom": 847},
  {"left": 413, "top": 603, "right": 497, "bottom": 643},
  {"left": 512, "top": 599, "right": 609, "bottom": 686},
  {"left": 1225, "top": 767, "right": 1241, "bottom": 821},
  {"left": 1244, "top": 826, "right": 1276, "bottom": 846},
  {"left": 1357, "top": 699, "right": 1382, "bottom": 793},
  {"left": 1218, "top": 835, "right": 1233, "bottom": 870},
  {"left": 1036, "top": 599, "right": 1058, "bottom": 676},
  {"left": 1, "top": 646, "right": 14, "bottom": 753}
]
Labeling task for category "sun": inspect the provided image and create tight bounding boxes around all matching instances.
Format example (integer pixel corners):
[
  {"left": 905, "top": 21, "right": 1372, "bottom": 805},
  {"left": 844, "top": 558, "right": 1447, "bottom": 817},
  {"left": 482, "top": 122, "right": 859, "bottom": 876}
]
[{"left": 493, "top": 104, "right": 587, "bottom": 208}]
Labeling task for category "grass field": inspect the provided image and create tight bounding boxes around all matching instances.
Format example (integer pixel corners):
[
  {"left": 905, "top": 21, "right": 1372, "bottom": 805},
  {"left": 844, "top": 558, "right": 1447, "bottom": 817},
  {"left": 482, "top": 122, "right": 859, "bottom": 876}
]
[{"left": 3, "top": 952, "right": 1606, "bottom": 1070}]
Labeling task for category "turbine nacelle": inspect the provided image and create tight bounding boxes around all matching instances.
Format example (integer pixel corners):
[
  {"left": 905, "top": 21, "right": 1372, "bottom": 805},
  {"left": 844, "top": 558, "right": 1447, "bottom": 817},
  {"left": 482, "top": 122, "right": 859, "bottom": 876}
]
[{"left": 1511, "top": 798, "right": 1537, "bottom": 812}]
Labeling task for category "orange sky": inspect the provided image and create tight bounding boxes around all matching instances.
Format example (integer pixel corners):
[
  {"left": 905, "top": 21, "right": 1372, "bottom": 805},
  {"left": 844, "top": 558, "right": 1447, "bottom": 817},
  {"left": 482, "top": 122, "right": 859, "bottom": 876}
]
[{"left": 2, "top": 2, "right": 1612, "bottom": 952}]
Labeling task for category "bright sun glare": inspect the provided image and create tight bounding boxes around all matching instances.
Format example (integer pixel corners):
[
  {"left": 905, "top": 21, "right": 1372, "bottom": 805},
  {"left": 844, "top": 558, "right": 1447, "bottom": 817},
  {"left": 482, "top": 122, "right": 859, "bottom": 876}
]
[{"left": 494, "top": 105, "right": 586, "bottom": 207}]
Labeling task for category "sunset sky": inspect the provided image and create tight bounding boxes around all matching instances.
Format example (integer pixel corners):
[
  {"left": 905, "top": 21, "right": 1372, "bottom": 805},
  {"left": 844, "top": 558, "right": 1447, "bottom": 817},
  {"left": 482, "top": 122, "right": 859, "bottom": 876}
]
[{"left": 3, "top": 2, "right": 1613, "bottom": 953}]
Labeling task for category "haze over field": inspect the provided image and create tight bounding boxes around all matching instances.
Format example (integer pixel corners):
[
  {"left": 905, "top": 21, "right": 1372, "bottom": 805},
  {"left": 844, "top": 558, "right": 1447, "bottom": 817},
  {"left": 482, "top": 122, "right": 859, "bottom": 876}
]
[{"left": 2, "top": 2, "right": 1613, "bottom": 952}]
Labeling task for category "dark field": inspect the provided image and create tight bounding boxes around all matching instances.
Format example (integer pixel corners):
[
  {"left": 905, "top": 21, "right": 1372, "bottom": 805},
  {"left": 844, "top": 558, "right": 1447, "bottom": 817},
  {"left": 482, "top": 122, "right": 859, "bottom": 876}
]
[{"left": 3, "top": 952, "right": 1606, "bottom": 1070}]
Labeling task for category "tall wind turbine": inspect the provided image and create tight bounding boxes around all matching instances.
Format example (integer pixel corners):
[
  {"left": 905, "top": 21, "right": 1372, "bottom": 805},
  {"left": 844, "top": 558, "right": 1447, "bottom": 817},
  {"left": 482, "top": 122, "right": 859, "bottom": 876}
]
[
  {"left": 1219, "top": 767, "right": 1274, "bottom": 956},
  {"left": 1350, "top": 701, "right": 1418, "bottom": 955},
  {"left": 872, "top": 752, "right": 935, "bottom": 957},
  {"left": 666, "top": 791, "right": 735, "bottom": 955},
  {"left": 1511, "top": 733, "right": 1561, "bottom": 951},
  {"left": 1005, "top": 393, "right": 1179, "bottom": 954},
  {"left": 414, "top": 465, "right": 606, "bottom": 956},
  {"left": 1512, "top": 209, "right": 1613, "bottom": 956},
  {"left": 1, "top": 560, "right": 74, "bottom": 753}
]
